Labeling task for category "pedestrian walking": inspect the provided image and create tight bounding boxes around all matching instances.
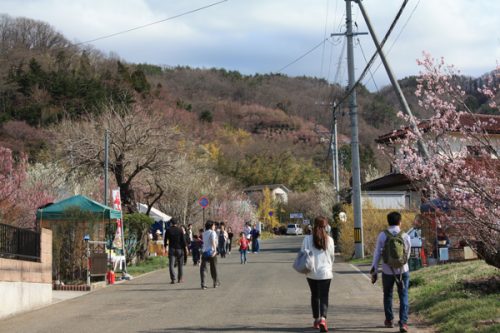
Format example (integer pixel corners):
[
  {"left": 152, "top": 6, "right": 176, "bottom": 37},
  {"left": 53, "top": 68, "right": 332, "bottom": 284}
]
[
  {"left": 190, "top": 235, "right": 202, "bottom": 266},
  {"left": 301, "top": 216, "right": 335, "bottom": 332},
  {"left": 181, "top": 225, "right": 190, "bottom": 265},
  {"left": 243, "top": 222, "right": 252, "bottom": 251},
  {"left": 227, "top": 226, "right": 234, "bottom": 254},
  {"left": 218, "top": 224, "right": 228, "bottom": 258},
  {"left": 164, "top": 219, "right": 188, "bottom": 284},
  {"left": 251, "top": 224, "right": 260, "bottom": 253},
  {"left": 370, "top": 211, "right": 411, "bottom": 333},
  {"left": 200, "top": 220, "right": 220, "bottom": 289},
  {"left": 237, "top": 232, "right": 249, "bottom": 264}
]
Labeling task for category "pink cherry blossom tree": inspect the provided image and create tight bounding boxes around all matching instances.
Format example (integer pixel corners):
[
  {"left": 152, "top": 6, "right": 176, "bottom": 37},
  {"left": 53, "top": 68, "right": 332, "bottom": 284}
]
[
  {"left": 0, "top": 147, "right": 54, "bottom": 228},
  {"left": 382, "top": 53, "right": 499, "bottom": 268}
]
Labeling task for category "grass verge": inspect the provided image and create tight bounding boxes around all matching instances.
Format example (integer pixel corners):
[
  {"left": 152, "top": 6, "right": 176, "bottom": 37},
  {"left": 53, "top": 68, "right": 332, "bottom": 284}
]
[
  {"left": 410, "top": 260, "right": 500, "bottom": 333},
  {"left": 348, "top": 256, "right": 373, "bottom": 265},
  {"left": 125, "top": 256, "right": 168, "bottom": 276}
]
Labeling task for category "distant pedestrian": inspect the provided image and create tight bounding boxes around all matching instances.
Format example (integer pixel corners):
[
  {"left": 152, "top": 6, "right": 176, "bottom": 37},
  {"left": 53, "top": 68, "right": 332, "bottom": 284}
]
[
  {"left": 190, "top": 235, "right": 202, "bottom": 266},
  {"left": 251, "top": 224, "right": 260, "bottom": 253},
  {"left": 370, "top": 211, "right": 411, "bottom": 333},
  {"left": 237, "top": 232, "right": 249, "bottom": 264},
  {"left": 181, "top": 225, "right": 190, "bottom": 265},
  {"left": 302, "top": 216, "right": 335, "bottom": 332},
  {"left": 243, "top": 222, "right": 252, "bottom": 251},
  {"left": 200, "top": 220, "right": 220, "bottom": 289},
  {"left": 227, "top": 227, "right": 234, "bottom": 254},
  {"left": 164, "top": 219, "right": 188, "bottom": 284},
  {"left": 218, "top": 224, "right": 228, "bottom": 258}
]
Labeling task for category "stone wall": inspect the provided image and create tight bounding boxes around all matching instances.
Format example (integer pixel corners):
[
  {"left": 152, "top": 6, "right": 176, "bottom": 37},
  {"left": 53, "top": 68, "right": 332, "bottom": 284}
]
[{"left": 0, "top": 228, "right": 52, "bottom": 319}]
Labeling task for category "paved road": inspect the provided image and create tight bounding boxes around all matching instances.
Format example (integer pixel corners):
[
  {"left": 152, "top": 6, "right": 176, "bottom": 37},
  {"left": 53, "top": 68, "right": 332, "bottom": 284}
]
[{"left": 0, "top": 236, "right": 429, "bottom": 333}]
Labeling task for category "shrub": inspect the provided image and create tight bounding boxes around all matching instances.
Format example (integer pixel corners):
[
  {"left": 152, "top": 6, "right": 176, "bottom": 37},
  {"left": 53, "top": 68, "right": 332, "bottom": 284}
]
[{"left": 338, "top": 203, "right": 416, "bottom": 259}]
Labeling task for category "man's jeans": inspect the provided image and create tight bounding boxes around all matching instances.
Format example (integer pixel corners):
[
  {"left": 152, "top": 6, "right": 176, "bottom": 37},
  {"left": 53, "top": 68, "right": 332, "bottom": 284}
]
[
  {"left": 239, "top": 249, "right": 247, "bottom": 263},
  {"left": 200, "top": 255, "right": 218, "bottom": 287},
  {"left": 382, "top": 272, "right": 410, "bottom": 324},
  {"left": 168, "top": 248, "right": 184, "bottom": 282},
  {"left": 252, "top": 239, "right": 259, "bottom": 252}
]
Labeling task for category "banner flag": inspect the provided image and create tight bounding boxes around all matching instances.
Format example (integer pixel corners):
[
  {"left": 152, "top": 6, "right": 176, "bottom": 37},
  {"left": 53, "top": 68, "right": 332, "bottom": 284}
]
[{"left": 111, "top": 189, "right": 123, "bottom": 249}]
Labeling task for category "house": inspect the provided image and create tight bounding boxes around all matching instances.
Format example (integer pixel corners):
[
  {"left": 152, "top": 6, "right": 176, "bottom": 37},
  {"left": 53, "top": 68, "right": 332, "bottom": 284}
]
[
  {"left": 243, "top": 184, "right": 290, "bottom": 205},
  {"left": 361, "top": 173, "right": 421, "bottom": 210},
  {"left": 371, "top": 113, "right": 500, "bottom": 261}
]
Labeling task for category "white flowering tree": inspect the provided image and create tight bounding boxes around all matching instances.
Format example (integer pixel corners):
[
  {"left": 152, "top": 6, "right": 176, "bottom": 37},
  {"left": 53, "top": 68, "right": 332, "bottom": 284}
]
[{"left": 384, "top": 53, "right": 499, "bottom": 268}]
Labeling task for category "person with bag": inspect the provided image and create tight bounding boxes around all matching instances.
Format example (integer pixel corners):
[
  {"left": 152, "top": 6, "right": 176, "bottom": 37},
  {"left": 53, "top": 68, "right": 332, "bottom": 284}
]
[
  {"left": 200, "top": 220, "right": 220, "bottom": 289},
  {"left": 218, "top": 224, "right": 228, "bottom": 258},
  {"left": 299, "top": 216, "right": 335, "bottom": 332},
  {"left": 370, "top": 211, "right": 412, "bottom": 333}
]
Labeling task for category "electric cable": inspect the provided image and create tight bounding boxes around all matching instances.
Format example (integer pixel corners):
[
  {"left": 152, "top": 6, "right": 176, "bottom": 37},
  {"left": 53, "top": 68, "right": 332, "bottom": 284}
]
[
  {"left": 357, "top": 38, "right": 379, "bottom": 92},
  {"left": 334, "top": 0, "right": 410, "bottom": 108},
  {"left": 277, "top": 38, "right": 329, "bottom": 73},
  {"left": 75, "top": 0, "right": 229, "bottom": 46},
  {"left": 372, "top": 0, "right": 421, "bottom": 76}
]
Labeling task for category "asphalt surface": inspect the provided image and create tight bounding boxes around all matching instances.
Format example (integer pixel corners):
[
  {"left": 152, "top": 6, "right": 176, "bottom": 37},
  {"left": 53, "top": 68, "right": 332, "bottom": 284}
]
[{"left": 0, "top": 236, "right": 430, "bottom": 333}]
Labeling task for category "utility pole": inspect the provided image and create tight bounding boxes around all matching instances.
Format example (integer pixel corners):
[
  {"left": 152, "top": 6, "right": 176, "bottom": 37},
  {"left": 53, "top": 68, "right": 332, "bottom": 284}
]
[
  {"left": 330, "top": 103, "right": 340, "bottom": 203},
  {"left": 355, "top": 0, "right": 429, "bottom": 159},
  {"left": 345, "top": 0, "right": 364, "bottom": 258},
  {"left": 104, "top": 129, "right": 109, "bottom": 206}
]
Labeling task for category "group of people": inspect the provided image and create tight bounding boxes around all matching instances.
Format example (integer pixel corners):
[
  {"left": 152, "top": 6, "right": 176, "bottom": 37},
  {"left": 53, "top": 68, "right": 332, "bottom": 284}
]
[
  {"left": 302, "top": 212, "right": 410, "bottom": 333},
  {"left": 163, "top": 219, "right": 246, "bottom": 289}
]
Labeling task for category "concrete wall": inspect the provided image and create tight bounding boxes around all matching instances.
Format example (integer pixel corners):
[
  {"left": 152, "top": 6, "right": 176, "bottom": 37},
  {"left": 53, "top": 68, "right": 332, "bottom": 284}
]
[
  {"left": 0, "top": 228, "right": 52, "bottom": 319},
  {"left": 361, "top": 191, "right": 407, "bottom": 210}
]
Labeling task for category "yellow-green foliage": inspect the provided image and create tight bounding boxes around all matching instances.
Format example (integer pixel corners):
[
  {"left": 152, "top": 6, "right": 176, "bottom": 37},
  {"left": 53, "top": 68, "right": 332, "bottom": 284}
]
[
  {"left": 257, "top": 187, "right": 279, "bottom": 228},
  {"left": 339, "top": 203, "right": 416, "bottom": 259}
]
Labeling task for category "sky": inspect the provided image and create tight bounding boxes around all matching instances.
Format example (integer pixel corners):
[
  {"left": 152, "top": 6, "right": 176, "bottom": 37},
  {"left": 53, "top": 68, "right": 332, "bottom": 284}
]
[{"left": 2, "top": 0, "right": 499, "bottom": 91}]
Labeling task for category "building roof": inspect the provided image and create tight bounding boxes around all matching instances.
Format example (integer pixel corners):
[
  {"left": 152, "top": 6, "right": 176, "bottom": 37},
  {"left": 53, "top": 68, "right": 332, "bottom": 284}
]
[
  {"left": 376, "top": 113, "right": 500, "bottom": 144},
  {"left": 243, "top": 184, "right": 291, "bottom": 193},
  {"left": 361, "top": 173, "right": 414, "bottom": 191}
]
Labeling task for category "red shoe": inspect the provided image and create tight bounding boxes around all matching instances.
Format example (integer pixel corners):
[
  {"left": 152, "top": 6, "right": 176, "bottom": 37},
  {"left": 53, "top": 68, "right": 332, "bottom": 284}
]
[
  {"left": 385, "top": 320, "right": 394, "bottom": 328},
  {"left": 399, "top": 322, "right": 409, "bottom": 332},
  {"left": 313, "top": 319, "right": 320, "bottom": 329},
  {"left": 319, "top": 317, "right": 328, "bottom": 332}
]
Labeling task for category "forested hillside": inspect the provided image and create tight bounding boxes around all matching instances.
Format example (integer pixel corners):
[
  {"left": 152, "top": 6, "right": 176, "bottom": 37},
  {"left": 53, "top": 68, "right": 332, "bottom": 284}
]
[{"left": 0, "top": 14, "right": 497, "bottom": 205}]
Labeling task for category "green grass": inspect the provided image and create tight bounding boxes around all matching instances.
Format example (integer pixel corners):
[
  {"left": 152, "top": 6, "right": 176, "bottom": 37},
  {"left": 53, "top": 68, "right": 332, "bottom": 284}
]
[
  {"left": 124, "top": 256, "right": 168, "bottom": 276},
  {"left": 349, "top": 256, "right": 373, "bottom": 265},
  {"left": 410, "top": 261, "right": 500, "bottom": 333}
]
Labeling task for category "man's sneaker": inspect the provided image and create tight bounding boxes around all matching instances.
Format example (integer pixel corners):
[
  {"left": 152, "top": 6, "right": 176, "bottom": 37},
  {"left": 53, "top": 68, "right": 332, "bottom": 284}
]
[
  {"left": 177, "top": 279, "right": 184, "bottom": 283},
  {"left": 201, "top": 285, "right": 207, "bottom": 290},
  {"left": 399, "top": 322, "right": 409, "bottom": 333},
  {"left": 313, "top": 318, "right": 320, "bottom": 329},
  {"left": 214, "top": 281, "right": 220, "bottom": 288},
  {"left": 384, "top": 320, "right": 394, "bottom": 328},
  {"left": 170, "top": 280, "right": 175, "bottom": 284},
  {"left": 319, "top": 317, "right": 328, "bottom": 332}
]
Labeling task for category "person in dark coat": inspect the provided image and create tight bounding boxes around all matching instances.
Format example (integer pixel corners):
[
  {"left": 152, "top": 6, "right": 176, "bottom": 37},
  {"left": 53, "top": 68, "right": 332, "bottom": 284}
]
[{"left": 164, "top": 219, "right": 188, "bottom": 284}]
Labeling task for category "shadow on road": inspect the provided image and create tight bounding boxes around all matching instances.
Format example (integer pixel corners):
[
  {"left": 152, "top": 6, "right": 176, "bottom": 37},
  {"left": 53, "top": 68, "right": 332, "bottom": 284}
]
[{"left": 139, "top": 326, "right": 314, "bottom": 332}]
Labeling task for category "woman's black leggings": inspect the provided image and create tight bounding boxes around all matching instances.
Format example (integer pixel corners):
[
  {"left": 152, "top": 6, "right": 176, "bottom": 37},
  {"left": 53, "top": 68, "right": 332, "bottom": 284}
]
[{"left": 307, "top": 278, "right": 331, "bottom": 319}]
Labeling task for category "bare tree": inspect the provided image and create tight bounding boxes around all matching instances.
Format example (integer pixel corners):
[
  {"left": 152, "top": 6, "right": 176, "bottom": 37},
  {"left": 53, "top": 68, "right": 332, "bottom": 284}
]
[{"left": 54, "top": 102, "right": 178, "bottom": 212}]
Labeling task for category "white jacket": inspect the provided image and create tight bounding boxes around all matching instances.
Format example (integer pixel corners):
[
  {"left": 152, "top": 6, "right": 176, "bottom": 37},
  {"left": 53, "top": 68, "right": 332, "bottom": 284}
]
[{"left": 301, "top": 235, "right": 335, "bottom": 280}]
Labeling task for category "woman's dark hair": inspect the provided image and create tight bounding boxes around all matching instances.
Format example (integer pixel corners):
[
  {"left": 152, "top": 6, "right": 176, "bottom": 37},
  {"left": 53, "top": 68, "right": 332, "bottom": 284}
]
[
  {"left": 205, "top": 220, "right": 214, "bottom": 230},
  {"left": 387, "top": 212, "right": 402, "bottom": 226},
  {"left": 312, "top": 216, "right": 329, "bottom": 250}
]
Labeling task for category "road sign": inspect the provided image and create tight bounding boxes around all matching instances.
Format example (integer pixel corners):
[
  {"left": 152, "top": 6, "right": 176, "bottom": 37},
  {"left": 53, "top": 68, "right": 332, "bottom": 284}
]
[
  {"left": 198, "top": 196, "right": 209, "bottom": 208},
  {"left": 290, "top": 213, "right": 303, "bottom": 219},
  {"left": 268, "top": 211, "right": 273, "bottom": 217},
  {"left": 303, "top": 219, "right": 310, "bottom": 225}
]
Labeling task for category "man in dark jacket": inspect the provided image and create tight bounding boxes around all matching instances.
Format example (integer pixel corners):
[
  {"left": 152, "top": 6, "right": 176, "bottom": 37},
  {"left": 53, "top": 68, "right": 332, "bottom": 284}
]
[{"left": 164, "top": 219, "right": 188, "bottom": 284}]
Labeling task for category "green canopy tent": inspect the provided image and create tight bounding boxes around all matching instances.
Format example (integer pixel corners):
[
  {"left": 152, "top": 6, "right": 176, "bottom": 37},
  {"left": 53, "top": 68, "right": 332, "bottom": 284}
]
[
  {"left": 36, "top": 195, "right": 122, "bottom": 283},
  {"left": 36, "top": 194, "right": 121, "bottom": 221}
]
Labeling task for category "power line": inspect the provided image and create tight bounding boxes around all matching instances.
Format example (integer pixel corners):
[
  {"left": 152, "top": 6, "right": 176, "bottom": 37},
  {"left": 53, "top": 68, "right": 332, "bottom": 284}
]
[
  {"left": 334, "top": 0, "right": 410, "bottom": 107},
  {"left": 277, "top": 38, "right": 329, "bottom": 73},
  {"left": 357, "top": 38, "right": 379, "bottom": 92},
  {"left": 372, "top": 0, "right": 421, "bottom": 76},
  {"left": 75, "top": 0, "right": 229, "bottom": 46}
]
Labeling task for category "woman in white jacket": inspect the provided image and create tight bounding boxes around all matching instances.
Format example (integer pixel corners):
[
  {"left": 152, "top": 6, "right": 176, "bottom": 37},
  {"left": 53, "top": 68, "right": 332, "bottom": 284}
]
[{"left": 301, "top": 216, "right": 335, "bottom": 332}]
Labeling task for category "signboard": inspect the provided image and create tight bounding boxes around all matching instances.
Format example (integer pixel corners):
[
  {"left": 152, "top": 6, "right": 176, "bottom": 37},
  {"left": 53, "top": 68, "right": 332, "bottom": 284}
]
[
  {"left": 198, "top": 196, "right": 209, "bottom": 209},
  {"left": 111, "top": 189, "right": 123, "bottom": 249},
  {"left": 290, "top": 213, "right": 303, "bottom": 219},
  {"left": 303, "top": 219, "right": 310, "bottom": 225}
]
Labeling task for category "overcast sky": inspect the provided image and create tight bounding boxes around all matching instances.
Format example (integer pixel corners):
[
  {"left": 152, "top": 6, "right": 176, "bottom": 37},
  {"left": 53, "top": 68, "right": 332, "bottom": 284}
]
[{"left": 2, "top": 0, "right": 499, "bottom": 91}]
